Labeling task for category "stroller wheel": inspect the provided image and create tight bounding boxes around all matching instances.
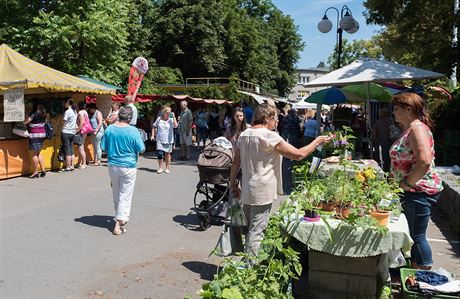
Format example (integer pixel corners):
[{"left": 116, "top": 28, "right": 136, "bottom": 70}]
[{"left": 199, "top": 213, "right": 211, "bottom": 231}]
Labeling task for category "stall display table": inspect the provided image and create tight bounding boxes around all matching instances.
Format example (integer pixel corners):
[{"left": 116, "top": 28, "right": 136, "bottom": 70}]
[
  {"left": 283, "top": 215, "right": 413, "bottom": 298},
  {"left": 319, "top": 159, "right": 384, "bottom": 177}
]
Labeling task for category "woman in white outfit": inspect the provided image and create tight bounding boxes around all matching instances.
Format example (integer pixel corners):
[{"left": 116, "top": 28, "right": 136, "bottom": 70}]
[
  {"left": 229, "top": 103, "right": 331, "bottom": 256},
  {"left": 151, "top": 106, "right": 178, "bottom": 174}
]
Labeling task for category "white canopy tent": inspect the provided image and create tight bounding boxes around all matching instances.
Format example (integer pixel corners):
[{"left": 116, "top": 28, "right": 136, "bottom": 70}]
[
  {"left": 293, "top": 101, "right": 330, "bottom": 110},
  {"left": 237, "top": 90, "right": 276, "bottom": 105},
  {"left": 304, "top": 58, "right": 443, "bottom": 159},
  {"left": 304, "top": 58, "right": 443, "bottom": 87}
]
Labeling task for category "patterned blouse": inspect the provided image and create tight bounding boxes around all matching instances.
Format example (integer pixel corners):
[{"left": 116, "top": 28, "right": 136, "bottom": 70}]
[{"left": 389, "top": 121, "right": 443, "bottom": 195}]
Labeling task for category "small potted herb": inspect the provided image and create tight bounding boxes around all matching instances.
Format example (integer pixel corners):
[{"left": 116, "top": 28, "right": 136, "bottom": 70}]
[
  {"left": 325, "top": 126, "right": 356, "bottom": 161},
  {"left": 358, "top": 168, "right": 403, "bottom": 226}
]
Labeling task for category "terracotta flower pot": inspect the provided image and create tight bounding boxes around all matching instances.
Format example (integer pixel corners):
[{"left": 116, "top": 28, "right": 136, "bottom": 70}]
[
  {"left": 321, "top": 202, "right": 335, "bottom": 212},
  {"left": 336, "top": 205, "right": 351, "bottom": 219},
  {"left": 370, "top": 210, "right": 390, "bottom": 226}
]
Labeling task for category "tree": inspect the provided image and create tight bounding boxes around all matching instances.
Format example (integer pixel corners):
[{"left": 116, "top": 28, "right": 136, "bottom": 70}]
[
  {"left": 150, "top": 0, "right": 303, "bottom": 96},
  {"left": 363, "top": 0, "right": 458, "bottom": 81},
  {"left": 326, "top": 38, "right": 384, "bottom": 70},
  {"left": 1, "top": 0, "right": 303, "bottom": 96}
]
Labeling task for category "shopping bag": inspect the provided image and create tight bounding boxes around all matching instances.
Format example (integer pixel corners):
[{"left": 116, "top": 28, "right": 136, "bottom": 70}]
[
  {"left": 228, "top": 194, "right": 248, "bottom": 228},
  {"left": 213, "top": 224, "right": 244, "bottom": 257},
  {"left": 12, "top": 124, "right": 29, "bottom": 138},
  {"left": 81, "top": 115, "right": 94, "bottom": 134},
  {"left": 57, "top": 146, "right": 65, "bottom": 162}
]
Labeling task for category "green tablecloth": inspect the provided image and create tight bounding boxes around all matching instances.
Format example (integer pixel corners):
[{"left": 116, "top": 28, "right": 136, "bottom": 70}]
[{"left": 283, "top": 214, "right": 413, "bottom": 258}]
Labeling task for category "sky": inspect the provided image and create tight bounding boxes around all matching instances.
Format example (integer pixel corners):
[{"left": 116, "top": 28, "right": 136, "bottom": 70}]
[{"left": 271, "top": 0, "right": 382, "bottom": 68}]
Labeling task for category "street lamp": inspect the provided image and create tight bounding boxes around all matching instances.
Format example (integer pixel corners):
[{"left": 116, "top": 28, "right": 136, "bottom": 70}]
[{"left": 318, "top": 5, "right": 359, "bottom": 68}]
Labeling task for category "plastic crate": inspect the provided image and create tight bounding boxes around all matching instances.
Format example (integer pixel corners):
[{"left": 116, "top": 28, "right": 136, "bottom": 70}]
[{"left": 400, "top": 268, "right": 459, "bottom": 299}]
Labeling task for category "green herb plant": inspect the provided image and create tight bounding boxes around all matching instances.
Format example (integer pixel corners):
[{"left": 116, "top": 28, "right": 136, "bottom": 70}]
[{"left": 199, "top": 202, "right": 302, "bottom": 299}]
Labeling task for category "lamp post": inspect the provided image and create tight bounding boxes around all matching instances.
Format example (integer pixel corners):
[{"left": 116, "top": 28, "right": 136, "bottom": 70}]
[{"left": 317, "top": 5, "right": 359, "bottom": 69}]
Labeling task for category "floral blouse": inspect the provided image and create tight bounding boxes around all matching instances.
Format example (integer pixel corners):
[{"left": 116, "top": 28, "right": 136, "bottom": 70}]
[{"left": 389, "top": 122, "right": 443, "bottom": 195}]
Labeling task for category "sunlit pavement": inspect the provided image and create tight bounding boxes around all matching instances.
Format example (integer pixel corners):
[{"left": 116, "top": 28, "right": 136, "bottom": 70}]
[{"left": 0, "top": 149, "right": 458, "bottom": 298}]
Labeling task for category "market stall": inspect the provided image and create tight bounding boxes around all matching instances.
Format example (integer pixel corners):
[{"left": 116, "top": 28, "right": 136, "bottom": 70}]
[
  {"left": 0, "top": 44, "right": 115, "bottom": 179},
  {"left": 284, "top": 157, "right": 411, "bottom": 298}
]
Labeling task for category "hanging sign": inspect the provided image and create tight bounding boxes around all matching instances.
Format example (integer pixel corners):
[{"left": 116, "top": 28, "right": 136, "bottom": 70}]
[
  {"left": 3, "top": 88, "right": 25, "bottom": 122},
  {"left": 127, "top": 57, "right": 149, "bottom": 100}
]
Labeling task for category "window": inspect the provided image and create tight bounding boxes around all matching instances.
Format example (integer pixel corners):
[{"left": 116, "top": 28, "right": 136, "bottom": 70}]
[{"left": 297, "top": 90, "right": 310, "bottom": 99}]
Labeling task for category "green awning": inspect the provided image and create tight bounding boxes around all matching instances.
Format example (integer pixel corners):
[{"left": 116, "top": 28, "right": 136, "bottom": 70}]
[{"left": 77, "top": 75, "right": 122, "bottom": 91}]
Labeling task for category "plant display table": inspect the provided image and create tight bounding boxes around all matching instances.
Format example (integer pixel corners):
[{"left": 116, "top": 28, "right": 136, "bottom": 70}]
[
  {"left": 284, "top": 214, "right": 412, "bottom": 258},
  {"left": 319, "top": 159, "right": 384, "bottom": 177},
  {"left": 283, "top": 215, "right": 413, "bottom": 298}
]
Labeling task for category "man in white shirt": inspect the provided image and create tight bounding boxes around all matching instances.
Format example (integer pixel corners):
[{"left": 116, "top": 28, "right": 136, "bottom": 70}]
[{"left": 125, "top": 96, "right": 138, "bottom": 126}]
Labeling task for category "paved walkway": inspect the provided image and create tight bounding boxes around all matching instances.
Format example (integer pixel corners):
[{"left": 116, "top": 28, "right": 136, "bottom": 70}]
[
  {"left": 1, "top": 151, "right": 222, "bottom": 298},
  {"left": 1, "top": 150, "right": 459, "bottom": 298}
]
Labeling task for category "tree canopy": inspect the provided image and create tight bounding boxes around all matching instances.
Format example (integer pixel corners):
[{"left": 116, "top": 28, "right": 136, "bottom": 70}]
[
  {"left": 363, "top": 0, "right": 458, "bottom": 81},
  {"left": 0, "top": 0, "right": 303, "bottom": 96},
  {"left": 327, "top": 38, "right": 384, "bottom": 70}
]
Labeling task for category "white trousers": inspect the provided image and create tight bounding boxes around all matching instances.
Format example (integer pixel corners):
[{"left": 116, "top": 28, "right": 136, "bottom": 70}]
[{"left": 108, "top": 166, "right": 137, "bottom": 221}]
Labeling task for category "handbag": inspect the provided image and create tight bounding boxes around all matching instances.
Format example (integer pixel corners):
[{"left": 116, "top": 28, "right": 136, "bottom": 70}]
[
  {"left": 213, "top": 194, "right": 245, "bottom": 257},
  {"left": 228, "top": 194, "right": 248, "bottom": 228},
  {"left": 57, "top": 146, "right": 65, "bottom": 162},
  {"left": 45, "top": 122, "right": 54, "bottom": 139},
  {"left": 81, "top": 114, "right": 94, "bottom": 134},
  {"left": 213, "top": 224, "right": 244, "bottom": 257},
  {"left": 12, "top": 124, "right": 29, "bottom": 138}
]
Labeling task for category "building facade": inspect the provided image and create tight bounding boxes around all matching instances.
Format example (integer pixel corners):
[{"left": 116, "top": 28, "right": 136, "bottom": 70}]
[{"left": 289, "top": 62, "right": 330, "bottom": 102}]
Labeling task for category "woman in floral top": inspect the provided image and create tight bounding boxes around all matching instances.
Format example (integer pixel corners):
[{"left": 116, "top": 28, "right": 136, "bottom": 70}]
[{"left": 390, "top": 92, "right": 443, "bottom": 270}]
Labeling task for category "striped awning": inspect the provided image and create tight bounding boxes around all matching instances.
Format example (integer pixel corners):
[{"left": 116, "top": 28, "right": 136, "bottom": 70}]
[{"left": 0, "top": 44, "right": 115, "bottom": 95}]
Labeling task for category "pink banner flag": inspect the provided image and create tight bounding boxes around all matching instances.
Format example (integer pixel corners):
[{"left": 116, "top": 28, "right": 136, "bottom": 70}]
[{"left": 127, "top": 57, "right": 149, "bottom": 100}]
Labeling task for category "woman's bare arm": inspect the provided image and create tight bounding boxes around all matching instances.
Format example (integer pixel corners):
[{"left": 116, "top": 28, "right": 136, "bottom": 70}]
[
  {"left": 405, "top": 123, "right": 432, "bottom": 187},
  {"left": 275, "top": 135, "right": 331, "bottom": 161},
  {"left": 229, "top": 148, "right": 241, "bottom": 197}
]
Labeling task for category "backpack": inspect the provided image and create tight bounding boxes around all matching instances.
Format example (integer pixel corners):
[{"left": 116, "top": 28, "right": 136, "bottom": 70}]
[{"left": 45, "top": 122, "right": 54, "bottom": 139}]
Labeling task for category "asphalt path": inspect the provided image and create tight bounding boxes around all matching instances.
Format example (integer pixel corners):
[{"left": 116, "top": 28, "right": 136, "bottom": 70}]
[
  {"left": 1, "top": 151, "right": 223, "bottom": 299},
  {"left": 1, "top": 150, "right": 459, "bottom": 299}
]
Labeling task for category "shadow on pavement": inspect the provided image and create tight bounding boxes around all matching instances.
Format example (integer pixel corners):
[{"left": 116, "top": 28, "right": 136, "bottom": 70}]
[
  {"left": 138, "top": 167, "right": 158, "bottom": 173},
  {"left": 431, "top": 206, "right": 460, "bottom": 257},
  {"left": 182, "top": 261, "right": 218, "bottom": 281},
  {"left": 173, "top": 213, "right": 202, "bottom": 231},
  {"left": 74, "top": 215, "right": 114, "bottom": 232}
]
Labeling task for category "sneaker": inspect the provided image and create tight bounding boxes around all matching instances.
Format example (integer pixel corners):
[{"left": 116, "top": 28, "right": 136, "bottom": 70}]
[
  {"left": 63, "top": 168, "right": 72, "bottom": 172},
  {"left": 165, "top": 169, "right": 170, "bottom": 174},
  {"left": 156, "top": 169, "right": 164, "bottom": 174}
]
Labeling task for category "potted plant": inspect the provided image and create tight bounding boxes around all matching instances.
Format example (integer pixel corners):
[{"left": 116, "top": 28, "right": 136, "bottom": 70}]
[
  {"left": 359, "top": 169, "right": 403, "bottom": 226},
  {"left": 325, "top": 126, "right": 356, "bottom": 161}
]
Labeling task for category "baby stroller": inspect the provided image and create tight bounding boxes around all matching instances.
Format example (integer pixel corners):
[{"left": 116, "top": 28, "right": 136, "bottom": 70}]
[{"left": 194, "top": 138, "right": 234, "bottom": 231}]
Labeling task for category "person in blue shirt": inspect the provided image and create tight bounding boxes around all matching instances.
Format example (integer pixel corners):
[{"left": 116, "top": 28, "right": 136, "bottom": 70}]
[
  {"left": 101, "top": 106, "right": 145, "bottom": 235},
  {"left": 303, "top": 109, "right": 320, "bottom": 145},
  {"left": 242, "top": 102, "right": 253, "bottom": 125}
]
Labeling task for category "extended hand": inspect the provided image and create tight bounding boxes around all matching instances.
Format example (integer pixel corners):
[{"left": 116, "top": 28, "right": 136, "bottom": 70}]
[{"left": 316, "top": 135, "right": 332, "bottom": 145}]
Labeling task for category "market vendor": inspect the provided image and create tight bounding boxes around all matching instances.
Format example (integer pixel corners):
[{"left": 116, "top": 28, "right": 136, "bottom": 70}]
[
  {"left": 229, "top": 103, "right": 331, "bottom": 256},
  {"left": 390, "top": 92, "right": 443, "bottom": 270}
]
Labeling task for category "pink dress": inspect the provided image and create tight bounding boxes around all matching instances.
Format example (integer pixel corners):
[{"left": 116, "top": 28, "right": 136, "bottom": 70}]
[{"left": 389, "top": 122, "right": 443, "bottom": 195}]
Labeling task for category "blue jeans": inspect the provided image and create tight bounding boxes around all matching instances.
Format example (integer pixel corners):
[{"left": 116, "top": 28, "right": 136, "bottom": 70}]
[{"left": 401, "top": 191, "right": 439, "bottom": 267}]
